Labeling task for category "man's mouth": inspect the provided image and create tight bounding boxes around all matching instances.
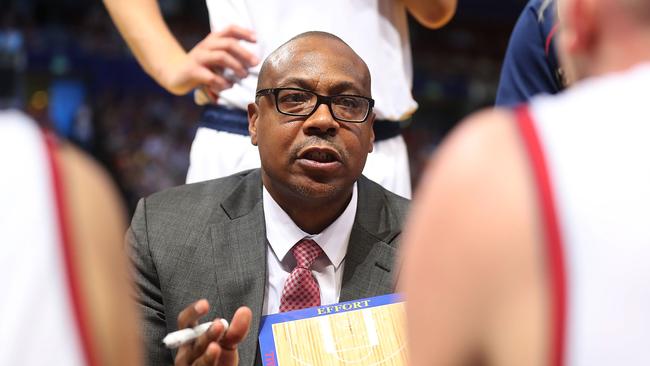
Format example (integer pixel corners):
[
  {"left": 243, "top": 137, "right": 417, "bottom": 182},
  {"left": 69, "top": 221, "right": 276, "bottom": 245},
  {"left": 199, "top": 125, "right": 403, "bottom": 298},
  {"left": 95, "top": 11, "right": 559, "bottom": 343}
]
[
  {"left": 296, "top": 147, "right": 343, "bottom": 172},
  {"left": 302, "top": 150, "right": 338, "bottom": 163},
  {"left": 298, "top": 147, "right": 342, "bottom": 163}
]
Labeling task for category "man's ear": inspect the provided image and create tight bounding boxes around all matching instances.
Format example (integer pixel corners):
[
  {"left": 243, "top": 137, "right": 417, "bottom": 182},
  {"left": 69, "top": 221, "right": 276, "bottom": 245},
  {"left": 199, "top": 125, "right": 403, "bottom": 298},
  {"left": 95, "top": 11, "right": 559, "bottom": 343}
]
[
  {"left": 248, "top": 103, "right": 259, "bottom": 146},
  {"left": 367, "top": 112, "right": 375, "bottom": 153},
  {"left": 566, "top": 0, "right": 598, "bottom": 55}
]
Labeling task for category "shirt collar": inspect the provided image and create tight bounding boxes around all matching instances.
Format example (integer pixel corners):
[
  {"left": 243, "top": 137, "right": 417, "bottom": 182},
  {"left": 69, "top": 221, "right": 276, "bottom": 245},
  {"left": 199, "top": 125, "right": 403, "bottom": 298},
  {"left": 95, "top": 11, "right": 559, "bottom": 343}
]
[{"left": 262, "top": 183, "right": 357, "bottom": 269}]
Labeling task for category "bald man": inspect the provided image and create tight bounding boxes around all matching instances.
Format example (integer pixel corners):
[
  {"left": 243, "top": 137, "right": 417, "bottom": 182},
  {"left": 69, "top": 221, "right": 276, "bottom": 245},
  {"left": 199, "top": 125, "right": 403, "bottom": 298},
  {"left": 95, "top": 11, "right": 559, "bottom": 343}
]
[
  {"left": 401, "top": 0, "right": 650, "bottom": 365},
  {"left": 127, "top": 32, "right": 409, "bottom": 366},
  {"left": 104, "top": 0, "right": 457, "bottom": 199}
]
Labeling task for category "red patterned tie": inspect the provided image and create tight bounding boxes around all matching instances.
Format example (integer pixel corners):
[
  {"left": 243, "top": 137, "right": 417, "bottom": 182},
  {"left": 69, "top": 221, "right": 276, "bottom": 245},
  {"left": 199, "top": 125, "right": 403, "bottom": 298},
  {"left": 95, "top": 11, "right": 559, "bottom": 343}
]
[{"left": 279, "top": 239, "right": 324, "bottom": 312}]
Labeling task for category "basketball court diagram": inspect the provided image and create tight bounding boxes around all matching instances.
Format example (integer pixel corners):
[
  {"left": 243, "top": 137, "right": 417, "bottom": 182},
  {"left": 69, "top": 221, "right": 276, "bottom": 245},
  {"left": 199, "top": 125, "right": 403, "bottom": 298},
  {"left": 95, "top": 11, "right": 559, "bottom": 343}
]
[{"left": 270, "top": 302, "right": 407, "bottom": 366}]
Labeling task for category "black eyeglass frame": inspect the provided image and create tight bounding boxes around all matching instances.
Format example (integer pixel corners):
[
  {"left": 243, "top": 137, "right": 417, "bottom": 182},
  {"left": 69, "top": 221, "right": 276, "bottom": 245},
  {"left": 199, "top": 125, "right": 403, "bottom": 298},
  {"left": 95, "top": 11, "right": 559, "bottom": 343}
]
[{"left": 255, "top": 87, "right": 375, "bottom": 123}]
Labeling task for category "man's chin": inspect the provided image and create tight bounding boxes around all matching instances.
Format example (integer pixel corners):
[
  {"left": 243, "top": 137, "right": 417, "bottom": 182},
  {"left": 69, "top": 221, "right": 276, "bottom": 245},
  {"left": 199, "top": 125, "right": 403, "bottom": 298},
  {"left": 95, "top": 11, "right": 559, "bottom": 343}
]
[
  {"left": 291, "top": 179, "right": 341, "bottom": 201},
  {"left": 262, "top": 169, "right": 356, "bottom": 205}
]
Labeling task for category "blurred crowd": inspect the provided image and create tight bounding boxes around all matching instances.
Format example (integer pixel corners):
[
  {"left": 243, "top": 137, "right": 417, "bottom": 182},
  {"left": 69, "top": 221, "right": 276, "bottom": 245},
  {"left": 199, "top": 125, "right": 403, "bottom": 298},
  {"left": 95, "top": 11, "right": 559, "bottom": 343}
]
[{"left": 1, "top": 0, "right": 519, "bottom": 211}]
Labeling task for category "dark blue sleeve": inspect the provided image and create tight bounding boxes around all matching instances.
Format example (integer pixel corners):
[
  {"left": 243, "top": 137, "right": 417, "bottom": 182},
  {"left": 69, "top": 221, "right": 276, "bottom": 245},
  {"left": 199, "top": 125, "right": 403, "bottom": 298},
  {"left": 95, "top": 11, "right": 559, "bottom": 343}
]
[{"left": 495, "top": 0, "right": 562, "bottom": 107}]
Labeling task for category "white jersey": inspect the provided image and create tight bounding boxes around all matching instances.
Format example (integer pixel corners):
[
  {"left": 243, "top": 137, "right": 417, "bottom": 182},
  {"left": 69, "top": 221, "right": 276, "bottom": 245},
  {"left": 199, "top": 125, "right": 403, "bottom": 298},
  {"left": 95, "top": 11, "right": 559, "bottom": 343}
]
[
  {"left": 0, "top": 111, "right": 90, "bottom": 365},
  {"left": 205, "top": 0, "right": 417, "bottom": 121},
  {"left": 518, "top": 63, "right": 650, "bottom": 366}
]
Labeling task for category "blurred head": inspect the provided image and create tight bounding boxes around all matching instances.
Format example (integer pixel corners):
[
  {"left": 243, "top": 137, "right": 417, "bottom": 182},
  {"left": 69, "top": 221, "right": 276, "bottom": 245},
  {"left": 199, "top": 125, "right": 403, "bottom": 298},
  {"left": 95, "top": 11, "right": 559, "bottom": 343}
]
[
  {"left": 248, "top": 31, "right": 375, "bottom": 207},
  {"left": 556, "top": 0, "right": 650, "bottom": 82},
  {"left": 555, "top": 0, "right": 585, "bottom": 83}
]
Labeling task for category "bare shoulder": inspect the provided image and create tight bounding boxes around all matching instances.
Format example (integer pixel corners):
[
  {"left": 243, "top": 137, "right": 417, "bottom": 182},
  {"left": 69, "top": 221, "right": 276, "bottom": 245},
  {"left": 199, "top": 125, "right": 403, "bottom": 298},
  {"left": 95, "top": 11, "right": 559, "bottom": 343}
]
[
  {"left": 55, "top": 143, "right": 142, "bottom": 366},
  {"left": 413, "top": 108, "right": 523, "bottom": 217},
  {"left": 406, "top": 107, "right": 537, "bottom": 276},
  {"left": 57, "top": 143, "right": 126, "bottom": 224},
  {"left": 55, "top": 143, "right": 127, "bottom": 267},
  {"left": 402, "top": 107, "right": 547, "bottom": 365},
  {"left": 432, "top": 108, "right": 517, "bottom": 175}
]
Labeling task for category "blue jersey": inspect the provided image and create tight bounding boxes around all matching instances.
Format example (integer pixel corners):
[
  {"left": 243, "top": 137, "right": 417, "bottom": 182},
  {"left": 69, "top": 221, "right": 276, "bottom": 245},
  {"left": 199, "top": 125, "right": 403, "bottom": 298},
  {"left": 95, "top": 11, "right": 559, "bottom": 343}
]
[{"left": 496, "top": 0, "right": 563, "bottom": 107}]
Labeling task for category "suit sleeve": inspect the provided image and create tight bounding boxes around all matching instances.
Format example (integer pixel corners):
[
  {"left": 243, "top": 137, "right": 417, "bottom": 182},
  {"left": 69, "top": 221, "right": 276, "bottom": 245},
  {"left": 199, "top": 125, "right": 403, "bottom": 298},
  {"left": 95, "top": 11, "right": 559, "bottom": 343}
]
[{"left": 127, "top": 198, "right": 175, "bottom": 365}]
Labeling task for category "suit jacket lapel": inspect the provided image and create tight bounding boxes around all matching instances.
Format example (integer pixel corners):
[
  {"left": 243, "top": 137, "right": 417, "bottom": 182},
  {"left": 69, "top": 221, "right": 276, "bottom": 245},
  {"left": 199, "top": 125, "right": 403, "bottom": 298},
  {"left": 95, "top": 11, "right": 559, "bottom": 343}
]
[
  {"left": 340, "top": 176, "right": 403, "bottom": 301},
  {"left": 208, "top": 170, "right": 267, "bottom": 366}
]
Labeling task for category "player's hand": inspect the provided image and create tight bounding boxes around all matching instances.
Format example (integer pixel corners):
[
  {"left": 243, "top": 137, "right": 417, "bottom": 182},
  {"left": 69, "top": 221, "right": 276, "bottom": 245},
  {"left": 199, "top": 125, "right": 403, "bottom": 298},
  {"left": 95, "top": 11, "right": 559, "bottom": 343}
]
[
  {"left": 174, "top": 299, "right": 253, "bottom": 366},
  {"left": 162, "top": 25, "right": 259, "bottom": 98}
]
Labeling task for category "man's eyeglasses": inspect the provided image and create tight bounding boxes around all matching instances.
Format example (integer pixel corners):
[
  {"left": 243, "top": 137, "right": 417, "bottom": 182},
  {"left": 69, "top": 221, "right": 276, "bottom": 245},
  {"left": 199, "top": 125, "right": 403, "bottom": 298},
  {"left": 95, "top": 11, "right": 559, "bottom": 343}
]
[{"left": 255, "top": 87, "right": 374, "bottom": 123}]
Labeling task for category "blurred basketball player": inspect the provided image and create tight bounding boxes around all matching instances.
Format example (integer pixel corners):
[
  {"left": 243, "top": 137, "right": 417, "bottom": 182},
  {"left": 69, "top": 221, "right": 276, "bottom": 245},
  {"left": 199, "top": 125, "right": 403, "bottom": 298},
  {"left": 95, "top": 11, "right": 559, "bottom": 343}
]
[
  {"left": 401, "top": 0, "right": 650, "bottom": 364},
  {"left": 0, "top": 110, "right": 141, "bottom": 365},
  {"left": 496, "top": 0, "right": 565, "bottom": 106}
]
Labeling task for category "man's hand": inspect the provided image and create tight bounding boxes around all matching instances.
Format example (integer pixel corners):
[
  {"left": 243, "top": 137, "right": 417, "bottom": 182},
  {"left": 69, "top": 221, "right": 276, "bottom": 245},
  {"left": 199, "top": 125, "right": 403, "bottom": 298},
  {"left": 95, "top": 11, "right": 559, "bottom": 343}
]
[
  {"left": 162, "top": 25, "right": 260, "bottom": 98},
  {"left": 174, "top": 299, "right": 253, "bottom": 366},
  {"left": 104, "top": 0, "right": 260, "bottom": 101}
]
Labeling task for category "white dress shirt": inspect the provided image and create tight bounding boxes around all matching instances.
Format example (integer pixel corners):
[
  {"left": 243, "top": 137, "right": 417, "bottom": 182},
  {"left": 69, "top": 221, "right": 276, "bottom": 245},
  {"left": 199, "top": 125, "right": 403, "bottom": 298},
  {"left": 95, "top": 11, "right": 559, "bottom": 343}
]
[{"left": 262, "top": 184, "right": 358, "bottom": 315}]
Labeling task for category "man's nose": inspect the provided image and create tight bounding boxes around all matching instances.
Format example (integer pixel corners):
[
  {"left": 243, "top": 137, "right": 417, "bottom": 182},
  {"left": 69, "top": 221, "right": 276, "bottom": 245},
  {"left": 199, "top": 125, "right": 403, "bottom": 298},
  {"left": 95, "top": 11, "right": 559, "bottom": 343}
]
[{"left": 303, "top": 103, "right": 340, "bottom": 136}]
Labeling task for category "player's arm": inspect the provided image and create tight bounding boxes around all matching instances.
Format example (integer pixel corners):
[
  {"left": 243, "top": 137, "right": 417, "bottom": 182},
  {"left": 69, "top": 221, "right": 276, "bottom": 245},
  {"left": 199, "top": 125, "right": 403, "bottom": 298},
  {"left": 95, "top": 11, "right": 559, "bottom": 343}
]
[
  {"left": 399, "top": 110, "right": 547, "bottom": 365},
  {"left": 103, "top": 0, "right": 259, "bottom": 97},
  {"left": 403, "top": 0, "right": 457, "bottom": 29},
  {"left": 58, "top": 143, "right": 142, "bottom": 366}
]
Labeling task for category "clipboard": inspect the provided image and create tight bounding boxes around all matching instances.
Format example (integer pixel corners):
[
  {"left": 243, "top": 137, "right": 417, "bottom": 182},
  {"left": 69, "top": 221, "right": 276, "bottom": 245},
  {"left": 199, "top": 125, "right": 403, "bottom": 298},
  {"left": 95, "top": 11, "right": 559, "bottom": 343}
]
[{"left": 259, "top": 294, "right": 407, "bottom": 366}]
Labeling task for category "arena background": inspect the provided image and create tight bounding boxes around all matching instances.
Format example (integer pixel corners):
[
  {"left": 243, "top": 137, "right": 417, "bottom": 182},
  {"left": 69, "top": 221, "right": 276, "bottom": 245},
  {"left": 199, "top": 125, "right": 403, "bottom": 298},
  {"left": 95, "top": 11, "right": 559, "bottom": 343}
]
[{"left": 0, "top": 0, "right": 527, "bottom": 213}]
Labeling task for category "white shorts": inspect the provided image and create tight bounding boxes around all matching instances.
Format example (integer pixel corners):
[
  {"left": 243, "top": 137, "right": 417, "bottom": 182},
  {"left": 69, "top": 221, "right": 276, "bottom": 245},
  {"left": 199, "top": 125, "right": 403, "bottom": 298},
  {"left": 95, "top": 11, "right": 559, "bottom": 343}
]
[{"left": 186, "top": 127, "right": 411, "bottom": 199}]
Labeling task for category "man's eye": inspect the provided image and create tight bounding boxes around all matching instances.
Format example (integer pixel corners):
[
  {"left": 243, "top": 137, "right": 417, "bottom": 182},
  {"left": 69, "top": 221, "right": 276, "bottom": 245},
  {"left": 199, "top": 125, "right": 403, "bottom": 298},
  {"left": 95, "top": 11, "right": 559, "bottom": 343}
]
[
  {"left": 280, "top": 92, "right": 311, "bottom": 103},
  {"left": 336, "top": 97, "right": 361, "bottom": 109}
]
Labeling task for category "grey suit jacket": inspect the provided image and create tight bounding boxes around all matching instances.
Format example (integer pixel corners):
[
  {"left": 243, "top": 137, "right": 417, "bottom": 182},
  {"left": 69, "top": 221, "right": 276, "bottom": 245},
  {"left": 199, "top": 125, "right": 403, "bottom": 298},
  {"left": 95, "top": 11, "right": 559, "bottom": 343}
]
[{"left": 128, "top": 169, "right": 410, "bottom": 366}]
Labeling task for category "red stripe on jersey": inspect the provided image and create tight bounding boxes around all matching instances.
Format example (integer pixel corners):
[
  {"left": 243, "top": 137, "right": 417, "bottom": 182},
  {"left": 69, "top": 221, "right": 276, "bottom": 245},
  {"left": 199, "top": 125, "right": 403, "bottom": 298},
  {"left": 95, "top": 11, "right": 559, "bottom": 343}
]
[
  {"left": 43, "top": 133, "right": 98, "bottom": 366},
  {"left": 545, "top": 23, "right": 559, "bottom": 57},
  {"left": 515, "top": 105, "right": 566, "bottom": 366}
]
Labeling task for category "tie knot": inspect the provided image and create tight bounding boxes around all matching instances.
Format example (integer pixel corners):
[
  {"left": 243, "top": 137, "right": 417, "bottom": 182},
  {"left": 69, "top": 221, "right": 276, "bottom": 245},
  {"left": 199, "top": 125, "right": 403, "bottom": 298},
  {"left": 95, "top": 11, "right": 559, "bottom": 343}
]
[{"left": 291, "top": 239, "right": 323, "bottom": 269}]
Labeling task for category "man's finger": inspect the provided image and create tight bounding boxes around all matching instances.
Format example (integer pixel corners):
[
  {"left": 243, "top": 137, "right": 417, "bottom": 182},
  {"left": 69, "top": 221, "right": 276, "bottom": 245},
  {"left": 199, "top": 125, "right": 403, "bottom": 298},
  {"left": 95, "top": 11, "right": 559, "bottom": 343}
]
[
  {"left": 199, "top": 38, "right": 259, "bottom": 68},
  {"left": 214, "top": 24, "right": 257, "bottom": 43},
  {"left": 211, "top": 308, "right": 250, "bottom": 366},
  {"left": 190, "top": 342, "right": 221, "bottom": 366},
  {"left": 195, "top": 50, "right": 249, "bottom": 79},
  {"left": 189, "top": 318, "right": 228, "bottom": 360},
  {"left": 205, "top": 74, "right": 234, "bottom": 95},
  {"left": 189, "top": 65, "right": 233, "bottom": 93},
  {"left": 220, "top": 307, "right": 252, "bottom": 349},
  {"left": 174, "top": 345, "right": 189, "bottom": 366},
  {"left": 177, "top": 299, "right": 210, "bottom": 329},
  {"left": 175, "top": 325, "right": 221, "bottom": 366}
]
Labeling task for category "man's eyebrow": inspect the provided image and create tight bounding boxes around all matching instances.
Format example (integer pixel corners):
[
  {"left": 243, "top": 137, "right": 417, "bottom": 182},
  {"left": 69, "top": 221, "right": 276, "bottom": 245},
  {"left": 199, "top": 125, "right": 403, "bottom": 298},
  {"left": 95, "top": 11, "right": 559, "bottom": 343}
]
[
  {"left": 276, "top": 78, "right": 366, "bottom": 95},
  {"left": 275, "top": 77, "right": 313, "bottom": 89},
  {"left": 329, "top": 81, "right": 365, "bottom": 95}
]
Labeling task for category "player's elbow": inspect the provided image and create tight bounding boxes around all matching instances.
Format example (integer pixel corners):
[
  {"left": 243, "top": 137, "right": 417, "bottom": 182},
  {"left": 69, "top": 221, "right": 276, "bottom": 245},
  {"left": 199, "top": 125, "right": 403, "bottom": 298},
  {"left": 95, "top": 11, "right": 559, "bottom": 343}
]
[{"left": 408, "top": 0, "right": 457, "bottom": 29}]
